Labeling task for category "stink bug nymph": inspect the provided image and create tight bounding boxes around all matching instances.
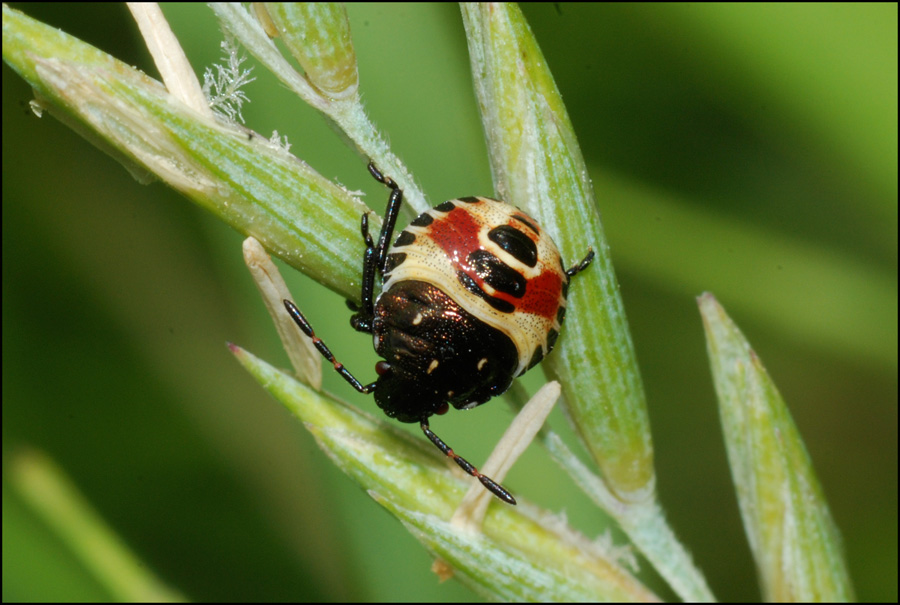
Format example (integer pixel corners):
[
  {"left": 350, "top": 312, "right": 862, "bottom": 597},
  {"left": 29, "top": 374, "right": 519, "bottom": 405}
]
[{"left": 284, "top": 163, "right": 593, "bottom": 504}]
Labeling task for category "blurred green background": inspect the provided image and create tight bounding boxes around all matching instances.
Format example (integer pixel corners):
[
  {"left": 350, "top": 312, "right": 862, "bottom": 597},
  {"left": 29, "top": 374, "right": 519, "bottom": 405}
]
[{"left": 3, "top": 3, "right": 896, "bottom": 601}]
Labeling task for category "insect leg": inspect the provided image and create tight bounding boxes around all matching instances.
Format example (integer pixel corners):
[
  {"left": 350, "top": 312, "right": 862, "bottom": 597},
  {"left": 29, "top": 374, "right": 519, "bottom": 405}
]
[
  {"left": 566, "top": 248, "right": 595, "bottom": 278},
  {"left": 366, "top": 162, "right": 405, "bottom": 274},
  {"left": 284, "top": 299, "right": 376, "bottom": 394},
  {"left": 420, "top": 421, "right": 516, "bottom": 505},
  {"left": 351, "top": 211, "right": 378, "bottom": 333}
]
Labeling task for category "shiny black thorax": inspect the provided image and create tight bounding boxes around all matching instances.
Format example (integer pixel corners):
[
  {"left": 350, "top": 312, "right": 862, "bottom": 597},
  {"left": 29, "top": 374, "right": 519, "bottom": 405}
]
[{"left": 371, "top": 280, "right": 518, "bottom": 423}]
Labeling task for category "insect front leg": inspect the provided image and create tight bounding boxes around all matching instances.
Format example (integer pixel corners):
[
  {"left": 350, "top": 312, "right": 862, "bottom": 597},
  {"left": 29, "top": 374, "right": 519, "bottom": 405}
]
[
  {"left": 420, "top": 421, "right": 516, "bottom": 505},
  {"left": 284, "top": 300, "right": 376, "bottom": 394}
]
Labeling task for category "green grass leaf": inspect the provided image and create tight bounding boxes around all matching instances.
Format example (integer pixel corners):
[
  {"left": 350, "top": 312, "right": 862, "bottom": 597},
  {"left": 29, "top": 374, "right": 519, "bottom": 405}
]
[{"left": 700, "top": 293, "right": 854, "bottom": 601}]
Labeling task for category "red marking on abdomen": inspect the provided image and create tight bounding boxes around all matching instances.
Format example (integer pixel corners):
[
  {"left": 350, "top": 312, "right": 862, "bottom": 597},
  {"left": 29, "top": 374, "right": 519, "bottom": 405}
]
[{"left": 425, "top": 204, "right": 562, "bottom": 321}]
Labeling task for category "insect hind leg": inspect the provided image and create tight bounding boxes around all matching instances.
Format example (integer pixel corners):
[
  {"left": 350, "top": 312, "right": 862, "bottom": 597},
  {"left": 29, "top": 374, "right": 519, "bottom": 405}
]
[{"left": 566, "top": 248, "right": 595, "bottom": 278}]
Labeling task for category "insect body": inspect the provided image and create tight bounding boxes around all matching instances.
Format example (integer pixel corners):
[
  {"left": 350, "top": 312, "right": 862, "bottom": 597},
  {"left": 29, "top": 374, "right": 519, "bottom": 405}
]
[{"left": 284, "top": 163, "right": 593, "bottom": 504}]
